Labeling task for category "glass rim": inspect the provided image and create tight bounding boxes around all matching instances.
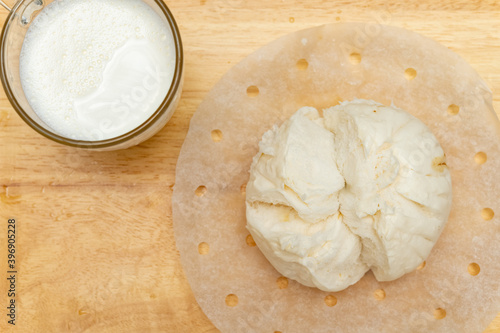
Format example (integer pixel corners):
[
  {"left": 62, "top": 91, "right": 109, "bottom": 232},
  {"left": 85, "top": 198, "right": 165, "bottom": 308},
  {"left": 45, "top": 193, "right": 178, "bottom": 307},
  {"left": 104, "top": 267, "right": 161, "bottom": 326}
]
[{"left": 0, "top": 0, "right": 184, "bottom": 149}]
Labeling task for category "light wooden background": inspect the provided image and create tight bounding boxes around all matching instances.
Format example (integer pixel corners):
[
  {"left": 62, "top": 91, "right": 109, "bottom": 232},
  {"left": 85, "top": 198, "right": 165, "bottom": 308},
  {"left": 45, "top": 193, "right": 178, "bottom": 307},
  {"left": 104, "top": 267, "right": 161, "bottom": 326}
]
[{"left": 0, "top": 0, "right": 499, "bottom": 332}]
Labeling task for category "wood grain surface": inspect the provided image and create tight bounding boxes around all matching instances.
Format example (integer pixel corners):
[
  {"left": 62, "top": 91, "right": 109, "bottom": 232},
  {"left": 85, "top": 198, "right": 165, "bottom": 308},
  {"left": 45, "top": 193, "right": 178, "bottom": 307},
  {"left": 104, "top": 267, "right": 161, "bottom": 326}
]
[{"left": 0, "top": 0, "right": 499, "bottom": 332}]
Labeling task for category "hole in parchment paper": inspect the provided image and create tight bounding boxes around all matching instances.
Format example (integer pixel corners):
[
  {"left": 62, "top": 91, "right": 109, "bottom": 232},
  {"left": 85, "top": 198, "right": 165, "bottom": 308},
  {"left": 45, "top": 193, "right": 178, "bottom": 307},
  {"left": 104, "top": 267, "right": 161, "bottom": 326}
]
[
  {"left": 349, "top": 52, "right": 361, "bottom": 64},
  {"left": 198, "top": 242, "right": 209, "bottom": 255},
  {"left": 296, "top": 59, "right": 308, "bottom": 70},
  {"left": 225, "top": 294, "right": 238, "bottom": 307},
  {"left": 277, "top": 276, "right": 289, "bottom": 289},
  {"left": 247, "top": 85, "right": 259, "bottom": 97},
  {"left": 474, "top": 152, "right": 487, "bottom": 164},
  {"left": 481, "top": 208, "right": 494, "bottom": 220},
  {"left": 289, "top": 17, "right": 295, "bottom": 23},
  {"left": 195, "top": 186, "right": 207, "bottom": 197},
  {"left": 374, "top": 289, "right": 386, "bottom": 301},
  {"left": 434, "top": 308, "right": 446, "bottom": 320},
  {"left": 468, "top": 263, "right": 480, "bottom": 276},
  {"left": 417, "top": 261, "right": 426, "bottom": 270},
  {"left": 324, "top": 295, "right": 337, "bottom": 307},
  {"left": 246, "top": 234, "right": 256, "bottom": 247},
  {"left": 447, "top": 104, "right": 459, "bottom": 115},
  {"left": 404, "top": 68, "right": 417, "bottom": 80},
  {"left": 211, "top": 129, "right": 223, "bottom": 142}
]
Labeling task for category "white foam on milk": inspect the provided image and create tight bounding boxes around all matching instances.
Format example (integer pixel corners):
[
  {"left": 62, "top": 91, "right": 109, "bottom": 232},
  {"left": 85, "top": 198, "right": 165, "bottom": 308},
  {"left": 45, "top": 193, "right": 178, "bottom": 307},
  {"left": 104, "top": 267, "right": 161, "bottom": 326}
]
[{"left": 20, "top": 0, "right": 176, "bottom": 141}]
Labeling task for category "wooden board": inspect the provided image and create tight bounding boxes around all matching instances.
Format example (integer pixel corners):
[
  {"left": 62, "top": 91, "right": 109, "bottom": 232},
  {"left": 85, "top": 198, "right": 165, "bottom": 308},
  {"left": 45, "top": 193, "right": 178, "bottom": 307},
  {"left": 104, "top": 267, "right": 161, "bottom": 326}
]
[{"left": 0, "top": 0, "right": 499, "bottom": 331}]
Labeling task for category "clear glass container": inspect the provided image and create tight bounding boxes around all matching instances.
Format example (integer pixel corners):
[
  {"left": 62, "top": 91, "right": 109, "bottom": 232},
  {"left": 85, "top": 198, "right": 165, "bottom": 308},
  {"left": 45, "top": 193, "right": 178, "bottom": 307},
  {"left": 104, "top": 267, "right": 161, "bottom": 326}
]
[{"left": 0, "top": 0, "right": 184, "bottom": 150}]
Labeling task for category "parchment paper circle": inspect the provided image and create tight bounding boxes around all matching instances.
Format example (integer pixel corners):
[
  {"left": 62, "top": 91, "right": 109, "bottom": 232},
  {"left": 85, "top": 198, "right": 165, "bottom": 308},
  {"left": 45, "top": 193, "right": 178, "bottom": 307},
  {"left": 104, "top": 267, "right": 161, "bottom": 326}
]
[{"left": 173, "top": 23, "right": 500, "bottom": 333}]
